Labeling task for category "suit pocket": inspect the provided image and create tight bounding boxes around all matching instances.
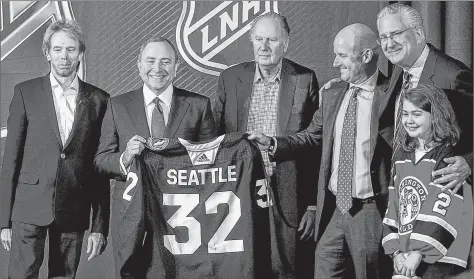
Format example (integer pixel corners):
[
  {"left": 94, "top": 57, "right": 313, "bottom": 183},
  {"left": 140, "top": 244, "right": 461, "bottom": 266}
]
[{"left": 18, "top": 173, "right": 39, "bottom": 185}]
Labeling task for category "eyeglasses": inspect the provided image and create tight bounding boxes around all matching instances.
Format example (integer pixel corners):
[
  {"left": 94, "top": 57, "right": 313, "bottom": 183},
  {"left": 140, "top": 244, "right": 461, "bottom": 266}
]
[{"left": 376, "top": 27, "right": 415, "bottom": 45}]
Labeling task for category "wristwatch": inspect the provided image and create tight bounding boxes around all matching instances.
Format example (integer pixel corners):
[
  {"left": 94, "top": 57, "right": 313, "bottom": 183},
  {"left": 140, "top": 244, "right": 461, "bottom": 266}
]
[{"left": 268, "top": 137, "right": 276, "bottom": 153}]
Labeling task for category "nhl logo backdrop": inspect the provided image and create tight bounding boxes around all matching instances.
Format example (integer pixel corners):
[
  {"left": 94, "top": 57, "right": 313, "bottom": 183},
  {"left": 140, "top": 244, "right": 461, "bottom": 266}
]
[
  {"left": 1, "top": 1, "right": 85, "bottom": 79},
  {"left": 1, "top": 1, "right": 473, "bottom": 278},
  {"left": 176, "top": 1, "right": 278, "bottom": 76}
]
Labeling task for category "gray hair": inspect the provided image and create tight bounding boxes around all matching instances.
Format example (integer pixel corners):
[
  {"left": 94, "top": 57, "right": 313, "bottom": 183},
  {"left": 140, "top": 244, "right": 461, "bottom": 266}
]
[
  {"left": 42, "top": 19, "right": 86, "bottom": 56},
  {"left": 137, "top": 37, "right": 179, "bottom": 62},
  {"left": 249, "top": 12, "right": 290, "bottom": 39},
  {"left": 377, "top": 3, "right": 424, "bottom": 31}
]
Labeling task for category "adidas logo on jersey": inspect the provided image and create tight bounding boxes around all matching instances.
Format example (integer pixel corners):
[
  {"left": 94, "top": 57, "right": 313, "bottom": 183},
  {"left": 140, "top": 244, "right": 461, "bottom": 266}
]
[{"left": 196, "top": 153, "right": 211, "bottom": 163}]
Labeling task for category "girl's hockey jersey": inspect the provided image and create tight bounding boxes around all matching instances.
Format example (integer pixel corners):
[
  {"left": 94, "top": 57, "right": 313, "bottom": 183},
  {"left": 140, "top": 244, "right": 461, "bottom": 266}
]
[{"left": 382, "top": 145, "right": 473, "bottom": 268}]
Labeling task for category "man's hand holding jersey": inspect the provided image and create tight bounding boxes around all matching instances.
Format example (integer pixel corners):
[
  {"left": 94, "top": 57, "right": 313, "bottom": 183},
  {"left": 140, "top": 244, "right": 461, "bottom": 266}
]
[
  {"left": 246, "top": 132, "right": 272, "bottom": 151},
  {"left": 122, "top": 135, "right": 147, "bottom": 168}
]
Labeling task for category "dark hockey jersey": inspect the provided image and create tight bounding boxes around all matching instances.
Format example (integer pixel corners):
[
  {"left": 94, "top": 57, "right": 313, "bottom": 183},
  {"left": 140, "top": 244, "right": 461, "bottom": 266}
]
[
  {"left": 116, "top": 133, "right": 273, "bottom": 278},
  {"left": 382, "top": 145, "right": 473, "bottom": 268}
]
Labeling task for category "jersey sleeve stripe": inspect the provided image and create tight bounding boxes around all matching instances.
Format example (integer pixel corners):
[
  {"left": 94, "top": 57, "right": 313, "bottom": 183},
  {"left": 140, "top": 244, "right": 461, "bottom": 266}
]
[
  {"left": 438, "top": 256, "right": 468, "bottom": 268},
  {"left": 410, "top": 233, "right": 448, "bottom": 255},
  {"left": 382, "top": 233, "right": 399, "bottom": 245},
  {"left": 412, "top": 220, "right": 455, "bottom": 250},
  {"left": 383, "top": 217, "right": 399, "bottom": 229},
  {"left": 416, "top": 214, "right": 457, "bottom": 238}
]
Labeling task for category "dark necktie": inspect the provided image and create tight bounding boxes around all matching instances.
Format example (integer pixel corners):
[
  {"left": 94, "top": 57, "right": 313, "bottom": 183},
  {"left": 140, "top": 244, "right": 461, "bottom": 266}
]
[
  {"left": 391, "top": 72, "right": 412, "bottom": 174},
  {"left": 336, "top": 87, "right": 360, "bottom": 215},
  {"left": 151, "top": 97, "right": 166, "bottom": 138}
]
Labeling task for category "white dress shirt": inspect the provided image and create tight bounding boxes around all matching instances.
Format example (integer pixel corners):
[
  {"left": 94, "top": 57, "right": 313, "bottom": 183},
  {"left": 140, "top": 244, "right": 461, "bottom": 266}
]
[
  {"left": 329, "top": 70, "right": 379, "bottom": 199},
  {"left": 395, "top": 44, "right": 430, "bottom": 122},
  {"left": 401, "top": 44, "right": 430, "bottom": 89},
  {"left": 143, "top": 83, "right": 173, "bottom": 132},
  {"left": 50, "top": 73, "right": 79, "bottom": 145}
]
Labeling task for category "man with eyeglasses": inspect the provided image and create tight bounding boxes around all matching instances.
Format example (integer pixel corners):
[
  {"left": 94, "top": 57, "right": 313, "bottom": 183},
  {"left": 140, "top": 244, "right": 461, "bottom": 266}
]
[
  {"left": 377, "top": 3, "right": 473, "bottom": 195},
  {"left": 321, "top": 3, "right": 472, "bottom": 197},
  {"left": 248, "top": 23, "right": 393, "bottom": 279}
]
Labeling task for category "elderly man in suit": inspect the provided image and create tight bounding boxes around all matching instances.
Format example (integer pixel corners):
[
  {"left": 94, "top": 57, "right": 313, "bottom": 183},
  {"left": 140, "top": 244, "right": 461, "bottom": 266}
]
[
  {"left": 0, "top": 20, "right": 109, "bottom": 278},
  {"left": 214, "top": 12, "right": 319, "bottom": 279},
  {"left": 376, "top": 3, "right": 473, "bottom": 193},
  {"left": 377, "top": 4, "right": 474, "bottom": 277},
  {"left": 94, "top": 37, "right": 216, "bottom": 278},
  {"left": 249, "top": 23, "right": 394, "bottom": 279}
]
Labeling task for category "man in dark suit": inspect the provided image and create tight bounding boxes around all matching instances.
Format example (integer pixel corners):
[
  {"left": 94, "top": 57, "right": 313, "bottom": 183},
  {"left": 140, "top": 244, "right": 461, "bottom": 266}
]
[
  {"left": 249, "top": 23, "right": 394, "bottom": 279},
  {"left": 214, "top": 12, "right": 319, "bottom": 279},
  {"left": 0, "top": 20, "right": 109, "bottom": 278},
  {"left": 94, "top": 37, "right": 216, "bottom": 278},
  {"left": 376, "top": 3, "right": 473, "bottom": 192}
]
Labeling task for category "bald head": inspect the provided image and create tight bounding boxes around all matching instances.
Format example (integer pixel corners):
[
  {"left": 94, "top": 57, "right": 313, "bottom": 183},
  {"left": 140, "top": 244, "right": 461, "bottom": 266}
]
[
  {"left": 332, "top": 23, "right": 379, "bottom": 84},
  {"left": 334, "top": 23, "right": 378, "bottom": 54}
]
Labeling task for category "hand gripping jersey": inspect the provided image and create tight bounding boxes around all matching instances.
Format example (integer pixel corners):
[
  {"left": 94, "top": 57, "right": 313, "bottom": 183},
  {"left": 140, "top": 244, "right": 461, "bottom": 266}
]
[
  {"left": 116, "top": 133, "right": 273, "bottom": 278},
  {"left": 382, "top": 145, "right": 473, "bottom": 268}
]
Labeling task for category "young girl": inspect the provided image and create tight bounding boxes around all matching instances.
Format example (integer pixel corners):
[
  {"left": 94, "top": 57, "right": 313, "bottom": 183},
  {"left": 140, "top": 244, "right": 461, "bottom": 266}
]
[{"left": 382, "top": 84, "right": 473, "bottom": 278}]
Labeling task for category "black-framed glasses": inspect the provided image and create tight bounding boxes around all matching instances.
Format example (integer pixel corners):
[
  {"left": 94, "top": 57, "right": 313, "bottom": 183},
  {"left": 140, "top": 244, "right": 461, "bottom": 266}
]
[{"left": 376, "top": 27, "right": 415, "bottom": 45}]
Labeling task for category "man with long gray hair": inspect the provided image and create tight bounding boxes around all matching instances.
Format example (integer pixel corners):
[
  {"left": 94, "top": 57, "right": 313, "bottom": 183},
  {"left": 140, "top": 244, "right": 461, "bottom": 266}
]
[{"left": 0, "top": 19, "right": 110, "bottom": 278}]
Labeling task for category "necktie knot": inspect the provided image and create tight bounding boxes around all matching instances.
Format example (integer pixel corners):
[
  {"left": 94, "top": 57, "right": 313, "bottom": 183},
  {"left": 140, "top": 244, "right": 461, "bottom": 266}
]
[
  {"left": 402, "top": 71, "right": 412, "bottom": 90},
  {"left": 154, "top": 97, "right": 163, "bottom": 113},
  {"left": 351, "top": 86, "right": 361, "bottom": 98}
]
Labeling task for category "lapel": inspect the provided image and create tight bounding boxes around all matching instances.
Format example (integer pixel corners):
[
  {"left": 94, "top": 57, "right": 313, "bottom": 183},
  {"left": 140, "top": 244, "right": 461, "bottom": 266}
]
[
  {"left": 165, "top": 87, "right": 190, "bottom": 138},
  {"left": 419, "top": 44, "right": 436, "bottom": 85},
  {"left": 125, "top": 88, "right": 150, "bottom": 138},
  {"left": 369, "top": 72, "right": 390, "bottom": 160},
  {"left": 277, "top": 59, "right": 297, "bottom": 135},
  {"left": 39, "top": 74, "right": 62, "bottom": 148},
  {"left": 387, "top": 65, "right": 403, "bottom": 96},
  {"left": 324, "top": 83, "right": 349, "bottom": 146},
  {"left": 63, "top": 78, "right": 91, "bottom": 150},
  {"left": 236, "top": 62, "right": 256, "bottom": 131}
]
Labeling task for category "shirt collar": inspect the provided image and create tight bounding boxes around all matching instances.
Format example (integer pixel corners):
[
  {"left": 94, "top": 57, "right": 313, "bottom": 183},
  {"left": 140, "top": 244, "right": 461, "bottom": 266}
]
[
  {"left": 254, "top": 60, "right": 282, "bottom": 84},
  {"left": 350, "top": 69, "right": 378, "bottom": 93},
  {"left": 143, "top": 83, "right": 173, "bottom": 108},
  {"left": 50, "top": 72, "right": 79, "bottom": 94},
  {"left": 402, "top": 44, "right": 429, "bottom": 79}
]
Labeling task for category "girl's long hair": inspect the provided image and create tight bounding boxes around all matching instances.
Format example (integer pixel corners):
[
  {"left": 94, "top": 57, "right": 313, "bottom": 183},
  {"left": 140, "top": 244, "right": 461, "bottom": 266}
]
[{"left": 401, "top": 84, "right": 460, "bottom": 152}]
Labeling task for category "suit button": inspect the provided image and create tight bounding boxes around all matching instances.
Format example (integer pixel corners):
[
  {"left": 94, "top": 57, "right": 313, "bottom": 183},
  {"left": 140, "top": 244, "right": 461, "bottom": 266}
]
[{"left": 60, "top": 153, "right": 66, "bottom": 159}]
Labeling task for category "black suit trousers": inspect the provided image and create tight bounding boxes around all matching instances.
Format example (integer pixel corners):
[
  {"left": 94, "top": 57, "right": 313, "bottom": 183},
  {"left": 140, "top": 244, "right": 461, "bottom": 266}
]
[{"left": 8, "top": 221, "right": 84, "bottom": 279}]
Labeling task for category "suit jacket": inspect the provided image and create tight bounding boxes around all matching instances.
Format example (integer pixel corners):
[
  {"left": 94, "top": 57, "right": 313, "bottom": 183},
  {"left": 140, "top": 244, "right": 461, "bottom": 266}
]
[
  {"left": 94, "top": 85, "right": 216, "bottom": 278},
  {"left": 214, "top": 58, "right": 319, "bottom": 277},
  {"left": 0, "top": 74, "right": 110, "bottom": 235},
  {"left": 388, "top": 43, "right": 473, "bottom": 170},
  {"left": 214, "top": 58, "right": 320, "bottom": 220},
  {"left": 273, "top": 72, "right": 394, "bottom": 243},
  {"left": 94, "top": 86, "right": 217, "bottom": 181}
]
